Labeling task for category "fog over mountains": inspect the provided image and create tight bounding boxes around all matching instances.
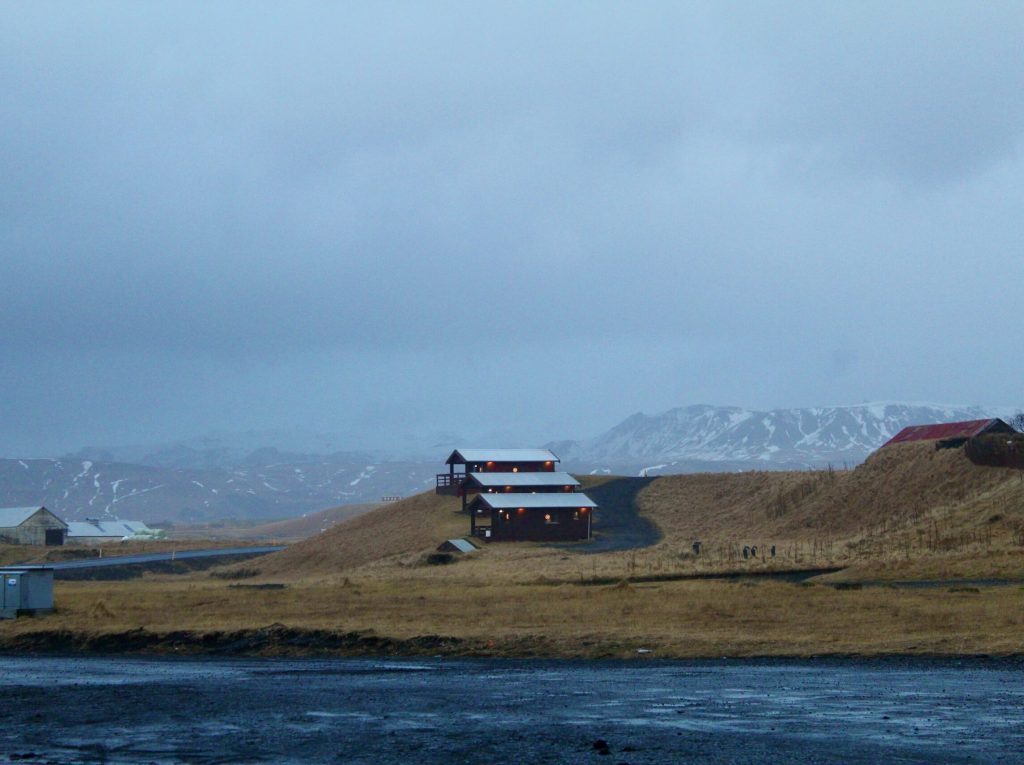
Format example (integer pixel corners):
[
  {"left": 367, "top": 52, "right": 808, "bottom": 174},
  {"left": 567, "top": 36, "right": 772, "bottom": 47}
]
[{"left": 1, "top": 403, "right": 1017, "bottom": 525}]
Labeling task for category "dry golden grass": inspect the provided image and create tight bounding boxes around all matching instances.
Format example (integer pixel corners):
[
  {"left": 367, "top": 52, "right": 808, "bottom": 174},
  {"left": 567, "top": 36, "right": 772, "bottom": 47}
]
[
  {"left": 255, "top": 491, "right": 466, "bottom": 577},
  {"left": 232, "top": 442, "right": 1024, "bottom": 586},
  {"left": 5, "top": 444, "right": 1022, "bottom": 658},
  {"left": 635, "top": 442, "right": 1024, "bottom": 576},
  {"left": 3, "top": 574, "right": 1022, "bottom": 657}
]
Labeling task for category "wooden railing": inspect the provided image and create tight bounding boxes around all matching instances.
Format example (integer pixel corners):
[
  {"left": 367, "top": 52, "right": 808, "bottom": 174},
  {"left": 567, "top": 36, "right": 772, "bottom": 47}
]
[
  {"left": 436, "top": 473, "right": 467, "bottom": 495},
  {"left": 436, "top": 472, "right": 466, "bottom": 488}
]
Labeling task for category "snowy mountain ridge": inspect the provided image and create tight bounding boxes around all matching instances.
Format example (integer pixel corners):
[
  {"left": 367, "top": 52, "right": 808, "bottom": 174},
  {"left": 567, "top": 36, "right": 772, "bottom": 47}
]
[{"left": 551, "top": 402, "right": 1017, "bottom": 469}]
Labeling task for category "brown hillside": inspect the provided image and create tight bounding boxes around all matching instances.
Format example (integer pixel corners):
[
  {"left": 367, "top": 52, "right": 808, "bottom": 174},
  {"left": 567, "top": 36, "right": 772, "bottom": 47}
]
[
  {"left": 256, "top": 491, "right": 465, "bottom": 577},
  {"left": 249, "top": 445, "right": 1024, "bottom": 582},
  {"left": 638, "top": 442, "right": 1024, "bottom": 559}
]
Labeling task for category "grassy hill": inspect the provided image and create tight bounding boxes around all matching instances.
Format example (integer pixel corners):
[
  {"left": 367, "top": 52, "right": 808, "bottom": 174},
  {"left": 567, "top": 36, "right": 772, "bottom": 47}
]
[
  {"left": 250, "top": 442, "right": 1024, "bottom": 582},
  {"left": 256, "top": 491, "right": 466, "bottom": 577},
  {"left": 5, "top": 443, "right": 1024, "bottom": 658},
  {"left": 170, "top": 503, "right": 381, "bottom": 542}
]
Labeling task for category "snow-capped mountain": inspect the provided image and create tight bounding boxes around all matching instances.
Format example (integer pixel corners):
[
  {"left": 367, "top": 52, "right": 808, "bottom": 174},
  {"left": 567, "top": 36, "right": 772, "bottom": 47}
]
[
  {"left": 2, "top": 402, "right": 1018, "bottom": 524},
  {"left": 0, "top": 457, "right": 440, "bottom": 525},
  {"left": 551, "top": 403, "right": 1017, "bottom": 471}
]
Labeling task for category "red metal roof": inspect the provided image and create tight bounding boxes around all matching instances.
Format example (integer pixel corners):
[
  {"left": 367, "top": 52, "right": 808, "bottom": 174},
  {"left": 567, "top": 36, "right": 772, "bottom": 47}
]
[{"left": 882, "top": 419, "right": 1009, "bottom": 447}]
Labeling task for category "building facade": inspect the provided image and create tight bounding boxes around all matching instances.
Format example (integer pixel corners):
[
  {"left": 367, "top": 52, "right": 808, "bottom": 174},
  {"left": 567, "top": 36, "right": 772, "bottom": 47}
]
[
  {"left": 437, "top": 449, "right": 597, "bottom": 542},
  {"left": 0, "top": 507, "right": 67, "bottom": 546}
]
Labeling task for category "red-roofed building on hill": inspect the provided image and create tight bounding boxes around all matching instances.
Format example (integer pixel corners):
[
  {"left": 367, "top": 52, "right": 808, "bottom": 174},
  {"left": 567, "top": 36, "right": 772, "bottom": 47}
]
[{"left": 882, "top": 418, "right": 1014, "bottom": 449}]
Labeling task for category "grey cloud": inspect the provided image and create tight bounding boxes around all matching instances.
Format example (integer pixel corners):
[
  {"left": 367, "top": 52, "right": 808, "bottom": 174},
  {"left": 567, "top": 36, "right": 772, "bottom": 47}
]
[{"left": 1, "top": 2, "right": 1022, "bottom": 454}]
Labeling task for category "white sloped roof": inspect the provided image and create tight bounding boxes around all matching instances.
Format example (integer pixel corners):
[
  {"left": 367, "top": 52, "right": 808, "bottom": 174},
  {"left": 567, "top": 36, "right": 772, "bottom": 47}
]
[
  {"left": 445, "top": 538, "right": 478, "bottom": 553},
  {"left": 466, "top": 471, "right": 580, "bottom": 488},
  {"left": 67, "top": 522, "right": 112, "bottom": 538},
  {"left": 67, "top": 520, "right": 151, "bottom": 538},
  {"left": 446, "top": 449, "right": 559, "bottom": 465},
  {"left": 474, "top": 493, "right": 597, "bottom": 510},
  {"left": 0, "top": 507, "right": 46, "bottom": 528}
]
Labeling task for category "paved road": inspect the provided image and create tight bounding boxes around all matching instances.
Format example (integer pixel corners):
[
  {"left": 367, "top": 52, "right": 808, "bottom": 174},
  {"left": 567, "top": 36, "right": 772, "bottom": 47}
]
[
  {"left": 0, "top": 656, "right": 1021, "bottom": 764},
  {"left": 569, "top": 476, "right": 661, "bottom": 553},
  {"left": 9, "top": 546, "right": 286, "bottom": 571}
]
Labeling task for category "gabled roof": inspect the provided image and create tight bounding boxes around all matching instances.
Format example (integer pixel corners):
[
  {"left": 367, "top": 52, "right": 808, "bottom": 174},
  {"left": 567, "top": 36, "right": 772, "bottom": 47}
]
[
  {"left": 473, "top": 493, "right": 597, "bottom": 510},
  {"left": 882, "top": 418, "right": 1012, "bottom": 447},
  {"left": 446, "top": 448, "right": 560, "bottom": 465},
  {"left": 465, "top": 471, "right": 580, "bottom": 488},
  {"left": 0, "top": 506, "right": 61, "bottom": 529}
]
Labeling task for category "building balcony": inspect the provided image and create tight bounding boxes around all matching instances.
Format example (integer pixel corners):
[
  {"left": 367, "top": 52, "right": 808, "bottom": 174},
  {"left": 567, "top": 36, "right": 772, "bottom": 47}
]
[{"left": 435, "top": 473, "right": 466, "bottom": 496}]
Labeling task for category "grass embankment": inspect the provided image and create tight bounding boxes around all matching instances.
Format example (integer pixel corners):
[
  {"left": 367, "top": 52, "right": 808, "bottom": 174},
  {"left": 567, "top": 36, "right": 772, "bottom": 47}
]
[
  {"left": 3, "top": 576, "right": 1021, "bottom": 657},
  {"left": 2, "top": 443, "right": 1023, "bottom": 657}
]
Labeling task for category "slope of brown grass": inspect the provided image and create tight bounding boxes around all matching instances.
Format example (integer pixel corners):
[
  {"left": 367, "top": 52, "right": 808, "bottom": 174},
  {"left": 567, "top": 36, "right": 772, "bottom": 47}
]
[
  {"left": 211, "top": 443, "right": 1024, "bottom": 585},
  {"left": 255, "top": 491, "right": 465, "bottom": 577},
  {"left": 636, "top": 442, "right": 1024, "bottom": 575}
]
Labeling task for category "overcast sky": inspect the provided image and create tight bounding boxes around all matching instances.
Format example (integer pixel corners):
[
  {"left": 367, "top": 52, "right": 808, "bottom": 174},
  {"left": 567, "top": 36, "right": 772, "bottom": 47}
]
[{"left": 2, "top": 1, "right": 1022, "bottom": 456}]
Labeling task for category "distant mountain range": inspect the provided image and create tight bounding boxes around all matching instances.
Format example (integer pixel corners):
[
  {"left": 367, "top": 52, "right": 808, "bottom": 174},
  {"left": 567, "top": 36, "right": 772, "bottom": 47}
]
[
  {"left": 0, "top": 402, "right": 1017, "bottom": 525},
  {"left": 549, "top": 402, "right": 1019, "bottom": 473},
  {"left": 0, "top": 457, "right": 437, "bottom": 526}
]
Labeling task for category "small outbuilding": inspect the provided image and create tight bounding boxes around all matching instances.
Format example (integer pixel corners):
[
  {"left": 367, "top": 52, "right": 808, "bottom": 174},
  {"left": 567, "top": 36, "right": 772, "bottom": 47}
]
[
  {"left": 0, "top": 567, "right": 54, "bottom": 619},
  {"left": 0, "top": 507, "right": 67, "bottom": 546},
  {"left": 436, "top": 538, "right": 479, "bottom": 554}
]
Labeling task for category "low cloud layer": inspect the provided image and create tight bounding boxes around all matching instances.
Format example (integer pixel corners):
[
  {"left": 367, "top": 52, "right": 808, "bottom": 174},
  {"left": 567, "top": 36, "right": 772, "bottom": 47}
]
[{"left": 2, "top": 2, "right": 1022, "bottom": 454}]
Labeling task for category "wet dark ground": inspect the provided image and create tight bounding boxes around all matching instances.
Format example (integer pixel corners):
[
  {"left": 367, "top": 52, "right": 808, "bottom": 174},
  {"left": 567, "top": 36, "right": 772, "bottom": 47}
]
[{"left": 1, "top": 656, "right": 1022, "bottom": 764}]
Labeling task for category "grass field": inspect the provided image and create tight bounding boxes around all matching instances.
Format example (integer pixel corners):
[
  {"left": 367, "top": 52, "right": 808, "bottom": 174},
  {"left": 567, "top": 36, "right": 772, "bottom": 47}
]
[
  {"left": 3, "top": 574, "right": 1021, "bottom": 657},
  {"left": 2, "top": 442, "right": 1023, "bottom": 657}
]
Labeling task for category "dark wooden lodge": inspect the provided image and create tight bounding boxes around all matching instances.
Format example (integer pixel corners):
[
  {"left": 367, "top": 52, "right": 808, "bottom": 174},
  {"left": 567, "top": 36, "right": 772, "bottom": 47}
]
[
  {"left": 436, "top": 448, "right": 560, "bottom": 496},
  {"left": 436, "top": 448, "right": 596, "bottom": 542},
  {"left": 469, "top": 493, "right": 596, "bottom": 541}
]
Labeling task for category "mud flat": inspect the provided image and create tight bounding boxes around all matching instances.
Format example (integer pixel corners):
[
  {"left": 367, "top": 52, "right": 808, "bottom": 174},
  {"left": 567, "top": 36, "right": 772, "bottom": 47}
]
[{"left": 1, "top": 655, "right": 1022, "bottom": 764}]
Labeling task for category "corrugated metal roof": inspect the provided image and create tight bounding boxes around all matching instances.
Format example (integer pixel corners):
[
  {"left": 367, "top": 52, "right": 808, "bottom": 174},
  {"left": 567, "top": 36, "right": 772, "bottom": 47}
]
[
  {"left": 444, "top": 538, "right": 478, "bottom": 553},
  {"left": 466, "top": 471, "right": 580, "bottom": 488},
  {"left": 0, "top": 507, "right": 46, "bottom": 528},
  {"left": 446, "top": 448, "right": 560, "bottom": 465},
  {"left": 883, "top": 419, "right": 1011, "bottom": 447},
  {"left": 474, "top": 493, "right": 597, "bottom": 510},
  {"left": 67, "top": 520, "right": 152, "bottom": 538}
]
